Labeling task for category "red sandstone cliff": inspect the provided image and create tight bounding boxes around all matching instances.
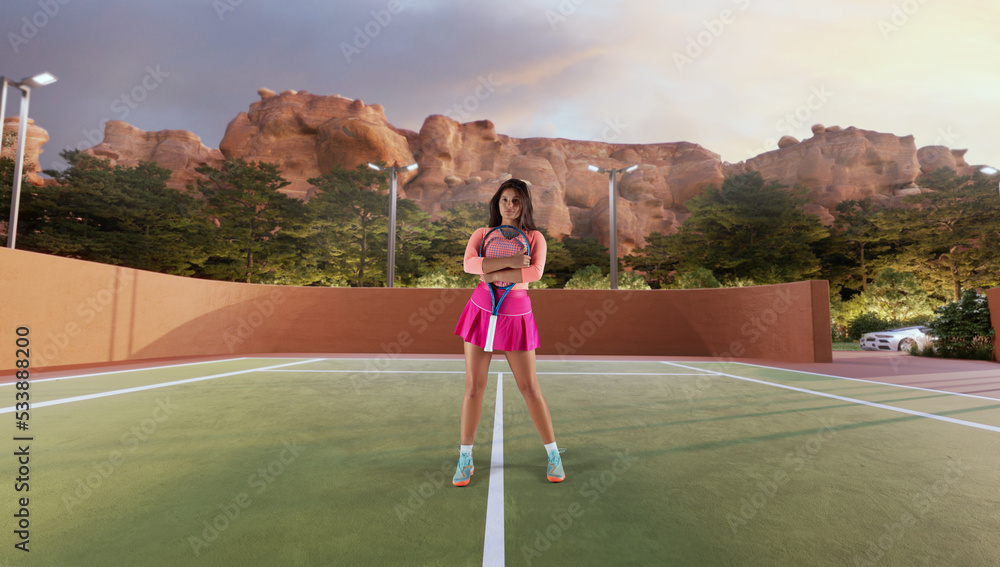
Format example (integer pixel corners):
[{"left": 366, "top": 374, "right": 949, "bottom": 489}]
[
  {"left": 85, "top": 121, "right": 225, "bottom": 190},
  {"left": 2, "top": 117, "right": 49, "bottom": 186},
  {"left": 73, "top": 89, "right": 989, "bottom": 254}
]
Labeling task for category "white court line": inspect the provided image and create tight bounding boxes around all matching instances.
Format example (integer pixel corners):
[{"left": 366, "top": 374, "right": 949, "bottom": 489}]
[
  {"left": 263, "top": 369, "right": 469, "bottom": 374},
  {"left": 732, "top": 361, "right": 1000, "bottom": 403},
  {"left": 483, "top": 372, "right": 505, "bottom": 567},
  {"left": 264, "top": 369, "right": 706, "bottom": 376},
  {"left": 1, "top": 357, "right": 252, "bottom": 386},
  {"left": 662, "top": 361, "right": 1000, "bottom": 434},
  {"left": 247, "top": 356, "right": 468, "bottom": 362},
  {"left": 0, "top": 359, "right": 321, "bottom": 414},
  {"left": 535, "top": 372, "right": 708, "bottom": 376}
]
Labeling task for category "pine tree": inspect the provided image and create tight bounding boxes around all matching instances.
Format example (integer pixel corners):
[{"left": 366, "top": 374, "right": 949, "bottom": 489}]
[
  {"left": 194, "top": 158, "right": 306, "bottom": 283},
  {"left": 877, "top": 168, "right": 1000, "bottom": 301},
  {"left": 829, "top": 197, "right": 892, "bottom": 292},
  {"left": 667, "top": 172, "right": 829, "bottom": 284},
  {"left": 23, "top": 151, "right": 212, "bottom": 275},
  {"left": 624, "top": 231, "right": 679, "bottom": 289}
]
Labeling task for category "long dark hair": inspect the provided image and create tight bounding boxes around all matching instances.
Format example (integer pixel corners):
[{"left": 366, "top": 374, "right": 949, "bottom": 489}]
[{"left": 488, "top": 178, "right": 537, "bottom": 231}]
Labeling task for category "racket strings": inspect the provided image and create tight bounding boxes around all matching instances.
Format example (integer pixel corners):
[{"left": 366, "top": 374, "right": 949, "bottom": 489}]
[
  {"left": 483, "top": 233, "right": 528, "bottom": 288},
  {"left": 483, "top": 236, "right": 526, "bottom": 258},
  {"left": 499, "top": 226, "right": 520, "bottom": 239}
]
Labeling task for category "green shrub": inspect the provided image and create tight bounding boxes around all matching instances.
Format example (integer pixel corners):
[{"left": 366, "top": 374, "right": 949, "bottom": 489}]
[
  {"left": 720, "top": 276, "right": 757, "bottom": 288},
  {"left": 413, "top": 267, "right": 479, "bottom": 288},
  {"left": 924, "top": 290, "right": 995, "bottom": 360},
  {"left": 564, "top": 265, "right": 651, "bottom": 290},
  {"left": 617, "top": 271, "right": 652, "bottom": 290},
  {"left": 846, "top": 312, "right": 896, "bottom": 341},
  {"left": 831, "top": 323, "right": 850, "bottom": 343},
  {"left": 830, "top": 293, "right": 867, "bottom": 329},
  {"left": 564, "top": 265, "right": 608, "bottom": 289},
  {"left": 675, "top": 267, "right": 721, "bottom": 289},
  {"left": 530, "top": 275, "right": 556, "bottom": 289},
  {"left": 865, "top": 268, "right": 937, "bottom": 322}
]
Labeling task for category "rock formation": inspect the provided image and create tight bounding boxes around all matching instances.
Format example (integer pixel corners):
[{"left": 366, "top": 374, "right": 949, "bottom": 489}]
[
  {"left": 71, "top": 91, "right": 994, "bottom": 254},
  {"left": 2, "top": 117, "right": 49, "bottom": 185},
  {"left": 395, "top": 116, "right": 725, "bottom": 248},
  {"left": 84, "top": 121, "right": 224, "bottom": 190},
  {"left": 777, "top": 135, "right": 799, "bottom": 149},
  {"left": 916, "top": 145, "right": 975, "bottom": 176},
  {"left": 219, "top": 89, "right": 416, "bottom": 199},
  {"left": 731, "top": 126, "right": 923, "bottom": 217}
]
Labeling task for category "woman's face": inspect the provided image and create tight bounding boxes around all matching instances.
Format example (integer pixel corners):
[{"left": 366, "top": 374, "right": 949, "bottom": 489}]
[{"left": 499, "top": 188, "right": 522, "bottom": 224}]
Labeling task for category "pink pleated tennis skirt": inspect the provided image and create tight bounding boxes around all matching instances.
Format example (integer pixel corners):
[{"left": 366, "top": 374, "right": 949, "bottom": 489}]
[{"left": 454, "top": 282, "right": 540, "bottom": 351}]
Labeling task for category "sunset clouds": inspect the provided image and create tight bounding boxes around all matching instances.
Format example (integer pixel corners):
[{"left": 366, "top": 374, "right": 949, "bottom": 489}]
[{"left": 4, "top": 0, "right": 996, "bottom": 170}]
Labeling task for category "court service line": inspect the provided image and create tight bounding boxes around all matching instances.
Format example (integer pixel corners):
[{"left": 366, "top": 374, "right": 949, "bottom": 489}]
[
  {"left": 0, "top": 359, "right": 322, "bottom": 414},
  {"left": 535, "top": 372, "right": 709, "bottom": 376},
  {"left": 263, "top": 369, "right": 469, "bottom": 374},
  {"left": 483, "top": 372, "right": 505, "bottom": 567},
  {"left": 731, "top": 361, "right": 1000, "bottom": 403},
  {"left": 662, "top": 361, "right": 1000, "bottom": 434},
  {"left": 264, "top": 369, "right": 707, "bottom": 376},
  {"left": 1, "top": 357, "right": 252, "bottom": 386}
]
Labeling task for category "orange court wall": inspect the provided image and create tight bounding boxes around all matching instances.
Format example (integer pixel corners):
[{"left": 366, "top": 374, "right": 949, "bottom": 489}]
[{"left": 1, "top": 247, "right": 833, "bottom": 371}]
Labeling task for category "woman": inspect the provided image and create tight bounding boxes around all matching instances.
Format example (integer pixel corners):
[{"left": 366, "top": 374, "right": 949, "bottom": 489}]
[{"left": 452, "top": 178, "right": 564, "bottom": 487}]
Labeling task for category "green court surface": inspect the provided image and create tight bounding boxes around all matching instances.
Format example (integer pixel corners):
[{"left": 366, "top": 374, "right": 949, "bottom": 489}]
[{"left": 3, "top": 357, "right": 1000, "bottom": 566}]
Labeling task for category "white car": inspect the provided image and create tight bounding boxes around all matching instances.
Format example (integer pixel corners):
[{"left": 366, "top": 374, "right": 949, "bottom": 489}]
[{"left": 859, "top": 326, "right": 933, "bottom": 352}]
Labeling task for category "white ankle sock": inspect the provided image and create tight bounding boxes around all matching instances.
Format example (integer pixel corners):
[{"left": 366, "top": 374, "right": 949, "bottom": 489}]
[
  {"left": 460, "top": 444, "right": 473, "bottom": 455},
  {"left": 544, "top": 442, "right": 558, "bottom": 455}
]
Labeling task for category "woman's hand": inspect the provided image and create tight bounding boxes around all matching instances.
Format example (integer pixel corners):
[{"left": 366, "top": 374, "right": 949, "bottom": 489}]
[
  {"left": 507, "top": 244, "right": 530, "bottom": 269},
  {"left": 508, "top": 252, "right": 530, "bottom": 269}
]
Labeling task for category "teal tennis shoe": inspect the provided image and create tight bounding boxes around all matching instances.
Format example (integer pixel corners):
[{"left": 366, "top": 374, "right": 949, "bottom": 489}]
[
  {"left": 453, "top": 452, "right": 474, "bottom": 487},
  {"left": 546, "top": 448, "right": 566, "bottom": 483}
]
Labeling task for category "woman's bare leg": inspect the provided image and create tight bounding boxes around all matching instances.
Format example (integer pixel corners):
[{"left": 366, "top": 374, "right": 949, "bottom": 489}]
[
  {"left": 460, "top": 341, "right": 493, "bottom": 445},
  {"left": 504, "top": 349, "right": 555, "bottom": 444}
]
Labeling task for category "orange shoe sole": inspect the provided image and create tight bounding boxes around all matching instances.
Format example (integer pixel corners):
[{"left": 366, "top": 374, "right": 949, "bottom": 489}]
[{"left": 453, "top": 466, "right": 474, "bottom": 487}]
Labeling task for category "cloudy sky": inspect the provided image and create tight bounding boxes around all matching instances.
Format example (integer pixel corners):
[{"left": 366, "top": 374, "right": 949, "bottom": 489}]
[{"left": 3, "top": 0, "right": 998, "bottom": 171}]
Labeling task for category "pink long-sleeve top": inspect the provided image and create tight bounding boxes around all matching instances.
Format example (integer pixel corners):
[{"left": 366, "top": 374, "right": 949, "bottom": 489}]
[{"left": 463, "top": 227, "right": 547, "bottom": 290}]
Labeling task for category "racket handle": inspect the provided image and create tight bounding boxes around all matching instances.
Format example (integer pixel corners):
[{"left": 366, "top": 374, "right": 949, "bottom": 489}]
[{"left": 485, "top": 314, "right": 498, "bottom": 352}]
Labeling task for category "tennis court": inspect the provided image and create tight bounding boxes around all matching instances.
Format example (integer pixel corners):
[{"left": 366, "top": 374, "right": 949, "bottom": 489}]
[{"left": 4, "top": 354, "right": 1000, "bottom": 566}]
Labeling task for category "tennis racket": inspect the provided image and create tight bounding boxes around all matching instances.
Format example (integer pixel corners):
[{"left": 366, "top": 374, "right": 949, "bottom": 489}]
[{"left": 479, "top": 225, "right": 531, "bottom": 352}]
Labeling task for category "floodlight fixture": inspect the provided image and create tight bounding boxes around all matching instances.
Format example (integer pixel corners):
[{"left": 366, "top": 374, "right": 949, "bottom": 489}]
[{"left": 22, "top": 72, "right": 57, "bottom": 88}]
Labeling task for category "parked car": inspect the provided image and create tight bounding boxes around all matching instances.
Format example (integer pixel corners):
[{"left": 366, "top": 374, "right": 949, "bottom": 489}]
[{"left": 859, "top": 326, "right": 933, "bottom": 352}]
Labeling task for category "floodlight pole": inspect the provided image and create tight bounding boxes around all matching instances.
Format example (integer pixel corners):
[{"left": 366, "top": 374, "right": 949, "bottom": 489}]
[
  {"left": 2, "top": 78, "right": 32, "bottom": 249},
  {"left": 588, "top": 164, "right": 637, "bottom": 289},
  {"left": 368, "top": 162, "right": 418, "bottom": 288},
  {"left": 2, "top": 72, "right": 57, "bottom": 249}
]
